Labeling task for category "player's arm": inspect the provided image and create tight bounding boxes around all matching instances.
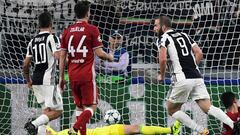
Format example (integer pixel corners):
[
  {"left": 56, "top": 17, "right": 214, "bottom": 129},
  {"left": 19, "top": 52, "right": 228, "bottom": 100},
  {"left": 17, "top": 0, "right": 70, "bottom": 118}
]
[
  {"left": 59, "top": 50, "right": 67, "bottom": 90},
  {"left": 159, "top": 47, "right": 167, "bottom": 81},
  {"left": 23, "top": 57, "right": 32, "bottom": 88},
  {"left": 92, "top": 26, "right": 113, "bottom": 62},
  {"left": 192, "top": 44, "right": 203, "bottom": 65},
  {"left": 104, "top": 52, "right": 129, "bottom": 71},
  {"left": 23, "top": 40, "right": 33, "bottom": 88},
  {"left": 58, "top": 29, "right": 68, "bottom": 90},
  {"left": 94, "top": 46, "right": 114, "bottom": 62},
  {"left": 157, "top": 36, "right": 169, "bottom": 81}
]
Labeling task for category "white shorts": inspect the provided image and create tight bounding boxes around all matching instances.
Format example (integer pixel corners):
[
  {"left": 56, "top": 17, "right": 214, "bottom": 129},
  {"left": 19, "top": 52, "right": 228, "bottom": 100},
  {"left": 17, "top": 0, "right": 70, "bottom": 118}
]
[
  {"left": 32, "top": 85, "right": 63, "bottom": 110},
  {"left": 167, "top": 78, "right": 210, "bottom": 103}
]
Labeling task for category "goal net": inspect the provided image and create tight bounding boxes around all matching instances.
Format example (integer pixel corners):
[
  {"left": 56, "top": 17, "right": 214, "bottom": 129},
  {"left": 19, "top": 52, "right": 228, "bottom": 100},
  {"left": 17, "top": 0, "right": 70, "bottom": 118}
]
[{"left": 0, "top": 0, "right": 239, "bottom": 135}]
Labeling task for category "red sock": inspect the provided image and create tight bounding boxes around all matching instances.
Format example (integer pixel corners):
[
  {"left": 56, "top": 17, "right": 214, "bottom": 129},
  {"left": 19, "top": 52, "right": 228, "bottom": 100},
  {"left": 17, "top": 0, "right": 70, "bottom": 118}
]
[{"left": 73, "top": 109, "right": 93, "bottom": 135}]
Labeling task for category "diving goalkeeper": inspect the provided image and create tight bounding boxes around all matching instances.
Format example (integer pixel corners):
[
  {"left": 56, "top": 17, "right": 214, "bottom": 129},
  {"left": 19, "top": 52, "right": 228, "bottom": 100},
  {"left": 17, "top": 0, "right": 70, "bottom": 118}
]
[{"left": 46, "top": 121, "right": 181, "bottom": 135}]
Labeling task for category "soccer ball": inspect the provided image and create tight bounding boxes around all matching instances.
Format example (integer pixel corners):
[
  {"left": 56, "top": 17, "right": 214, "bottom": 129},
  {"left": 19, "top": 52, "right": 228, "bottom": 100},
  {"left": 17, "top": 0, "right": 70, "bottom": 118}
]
[{"left": 104, "top": 109, "right": 121, "bottom": 125}]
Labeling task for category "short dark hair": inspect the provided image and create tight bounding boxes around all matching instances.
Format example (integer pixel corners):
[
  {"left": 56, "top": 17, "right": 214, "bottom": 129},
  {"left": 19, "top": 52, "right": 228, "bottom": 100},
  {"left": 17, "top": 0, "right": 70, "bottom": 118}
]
[
  {"left": 221, "top": 91, "right": 236, "bottom": 109},
  {"left": 74, "top": 1, "right": 91, "bottom": 19},
  {"left": 159, "top": 16, "right": 172, "bottom": 28},
  {"left": 38, "top": 11, "right": 52, "bottom": 28}
]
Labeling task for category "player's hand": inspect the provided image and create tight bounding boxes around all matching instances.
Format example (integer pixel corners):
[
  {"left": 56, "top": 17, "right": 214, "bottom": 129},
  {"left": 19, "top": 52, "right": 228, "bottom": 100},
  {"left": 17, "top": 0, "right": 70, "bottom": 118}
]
[
  {"left": 27, "top": 80, "right": 32, "bottom": 89},
  {"left": 59, "top": 79, "right": 66, "bottom": 91},
  {"left": 108, "top": 54, "right": 114, "bottom": 62}
]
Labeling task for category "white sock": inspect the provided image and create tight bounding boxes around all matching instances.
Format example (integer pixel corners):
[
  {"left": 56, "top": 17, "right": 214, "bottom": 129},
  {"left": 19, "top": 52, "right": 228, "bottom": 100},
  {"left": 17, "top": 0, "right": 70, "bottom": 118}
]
[
  {"left": 76, "top": 110, "right": 83, "bottom": 117},
  {"left": 32, "top": 114, "right": 49, "bottom": 127},
  {"left": 172, "top": 110, "right": 204, "bottom": 133},
  {"left": 38, "top": 125, "right": 46, "bottom": 135},
  {"left": 76, "top": 110, "right": 83, "bottom": 122},
  {"left": 208, "top": 105, "right": 234, "bottom": 129}
]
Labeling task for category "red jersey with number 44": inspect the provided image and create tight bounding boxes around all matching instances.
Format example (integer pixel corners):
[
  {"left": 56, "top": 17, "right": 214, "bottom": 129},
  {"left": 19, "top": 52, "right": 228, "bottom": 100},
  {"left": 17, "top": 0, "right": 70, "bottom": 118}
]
[{"left": 61, "top": 21, "right": 103, "bottom": 81}]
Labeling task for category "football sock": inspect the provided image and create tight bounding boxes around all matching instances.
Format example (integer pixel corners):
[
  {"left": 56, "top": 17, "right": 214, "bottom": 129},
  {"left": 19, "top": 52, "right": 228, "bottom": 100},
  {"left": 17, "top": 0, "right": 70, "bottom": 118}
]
[
  {"left": 32, "top": 114, "right": 49, "bottom": 127},
  {"left": 76, "top": 110, "right": 83, "bottom": 121},
  {"left": 140, "top": 125, "right": 171, "bottom": 134},
  {"left": 38, "top": 125, "right": 46, "bottom": 135},
  {"left": 208, "top": 105, "right": 234, "bottom": 129},
  {"left": 73, "top": 108, "right": 93, "bottom": 135},
  {"left": 172, "top": 110, "right": 204, "bottom": 133}
]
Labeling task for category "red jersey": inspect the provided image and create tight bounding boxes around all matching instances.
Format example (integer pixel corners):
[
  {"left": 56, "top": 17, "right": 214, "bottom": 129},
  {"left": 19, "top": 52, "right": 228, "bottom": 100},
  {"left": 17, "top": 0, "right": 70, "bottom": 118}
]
[
  {"left": 222, "top": 108, "right": 240, "bottom": 135},
  {"left": 61, "top": 21, "right": 103, "bottom": 81}
]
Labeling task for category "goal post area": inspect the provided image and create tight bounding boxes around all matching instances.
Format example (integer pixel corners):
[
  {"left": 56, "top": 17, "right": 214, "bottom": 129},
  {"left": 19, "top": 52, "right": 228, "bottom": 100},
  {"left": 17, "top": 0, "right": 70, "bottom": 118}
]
[
  {"left": 0, "top": 73, "right": 239, "bottom": 134},
  {"left": 0, "top": 0, "right": 239, "bottom": 135}
]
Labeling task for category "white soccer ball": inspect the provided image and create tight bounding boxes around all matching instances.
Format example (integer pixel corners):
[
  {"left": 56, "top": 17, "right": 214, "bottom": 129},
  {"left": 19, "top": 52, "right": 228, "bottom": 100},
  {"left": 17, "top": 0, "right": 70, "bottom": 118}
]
[{"left": 104, "top": 109, "right": 121, "bottom": 125}]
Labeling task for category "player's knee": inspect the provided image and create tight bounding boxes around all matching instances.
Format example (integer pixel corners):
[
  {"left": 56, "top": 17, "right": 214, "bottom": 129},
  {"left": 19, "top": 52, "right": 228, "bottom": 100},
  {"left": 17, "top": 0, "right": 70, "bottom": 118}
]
[
  {"left": 51, "top": 110, "right": 63, "bottom": 120},
  {"left": 56, "top": 110, "right": 63, "bottom": 117},
  {"left": 167, "top": 102, "right": 181, "bottom": 116},
  {"left": 43, "top": 107, "right": 51, "bottom": 113},
  {"left": 168, "top": 109, "right": 175, "bottom": 116},
  {"left": 91, "top": 105, "right": 97, "bottom": 111},
  {"left": 196, "top": 99, "right": 211, "bottom": 113}
]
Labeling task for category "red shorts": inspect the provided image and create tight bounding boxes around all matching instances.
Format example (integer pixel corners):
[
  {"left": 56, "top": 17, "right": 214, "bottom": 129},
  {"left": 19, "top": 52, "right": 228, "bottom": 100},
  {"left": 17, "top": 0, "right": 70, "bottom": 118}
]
[{"left": 70, "top": 80, "right": 98, "bottom": 107}]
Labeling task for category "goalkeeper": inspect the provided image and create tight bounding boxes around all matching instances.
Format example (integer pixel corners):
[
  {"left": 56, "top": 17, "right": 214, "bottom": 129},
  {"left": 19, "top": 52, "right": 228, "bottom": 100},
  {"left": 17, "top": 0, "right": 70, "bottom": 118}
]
[{"left": 46, "top": 120, "right": 181, "bottom": 135}]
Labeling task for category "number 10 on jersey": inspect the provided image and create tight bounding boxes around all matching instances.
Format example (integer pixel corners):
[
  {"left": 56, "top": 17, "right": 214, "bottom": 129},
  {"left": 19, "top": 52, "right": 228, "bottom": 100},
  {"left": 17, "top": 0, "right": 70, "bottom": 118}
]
[{"left": 68, "top": 35, "right": 88, "bottom": 59}]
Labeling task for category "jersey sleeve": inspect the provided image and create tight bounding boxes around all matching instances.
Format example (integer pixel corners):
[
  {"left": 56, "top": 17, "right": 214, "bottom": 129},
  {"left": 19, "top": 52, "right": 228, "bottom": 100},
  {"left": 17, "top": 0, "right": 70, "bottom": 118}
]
[
  {"left": 91, "top": 26, "right": 103, "bottom": 49},
  {"left": 48, "top": 34, "right": 57, "bottom": 54},
  {"left": 53, "top": 35, "right": 61, "bottom": 51},
  {"left": 158, "top": 34, "right": 170, "bottom": 48},
  {"left": 26, "top": 39, "right": 33, "bottom": 57},
  {"left": 60, "top": 29, "right": 68, "bottom": 51}
]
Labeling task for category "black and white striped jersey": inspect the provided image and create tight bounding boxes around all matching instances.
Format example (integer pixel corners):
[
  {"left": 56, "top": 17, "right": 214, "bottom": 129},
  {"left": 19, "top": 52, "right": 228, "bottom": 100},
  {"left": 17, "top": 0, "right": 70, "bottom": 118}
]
[
  {"left": 157, "top": 29, "right": 202, "bottom": 81},
  {"left": 26, "top": 31, "right": 60, "bottom": 85}
]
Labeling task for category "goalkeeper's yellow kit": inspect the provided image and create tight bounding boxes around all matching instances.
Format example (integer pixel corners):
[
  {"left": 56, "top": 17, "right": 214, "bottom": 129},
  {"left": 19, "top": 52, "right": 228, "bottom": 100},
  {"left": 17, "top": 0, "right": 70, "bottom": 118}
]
[
  {"left": 47, "top": 124, "right": 125, "bottom": 135},
  {"left": 46, "top": 120, "right": 181, "bottom": 135}
]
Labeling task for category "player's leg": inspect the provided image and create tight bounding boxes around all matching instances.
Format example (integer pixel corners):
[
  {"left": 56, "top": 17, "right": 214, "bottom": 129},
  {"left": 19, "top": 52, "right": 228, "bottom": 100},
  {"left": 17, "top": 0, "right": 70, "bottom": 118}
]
[
  {"left": 167, "top": 79, "right": 206, "bottom": 134},
  {"left": 192, "top": 79, "right": 234, "bottom": 129},
  {"left": 42, "top": 86, "right": 63, "bottom": 134},
  {"left": 71, "top": 81, "right": 98, "bottom": 135},
  {"left": 24, "top": 85, "right": 45, "bottom": 135},
  {"left": 76, "top": 107, "right": 83, "bottom": 121},
  {"left": 40, "top": 85, "right": 62, "bottom": 135},
  {"left": 123, "top": 121, "right": 181, "bottom": 135},
  {"left": 140, "top": 121, "right": 181, "bottom": 135},
  {"left": 25, "top": 85, "right": 63, "bottom": 135}
]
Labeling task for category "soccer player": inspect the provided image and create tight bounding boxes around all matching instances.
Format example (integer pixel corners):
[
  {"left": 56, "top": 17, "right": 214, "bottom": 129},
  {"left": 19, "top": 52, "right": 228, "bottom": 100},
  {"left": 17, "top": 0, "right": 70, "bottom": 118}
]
[
  {"left": 23, "top": 11, "right": 63, "bottom": 135},
  {"left": 59, "top": 1, "right": 113, "bottom": 135},
  {"left": 154, "top": 15, "right": 239, "bottom": 135},
  {"left": 221, "top": 92, "right": 240, "bottom": 135},
  {"left": 45, "top": 120, "right": 181, "bottom": 135}
]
